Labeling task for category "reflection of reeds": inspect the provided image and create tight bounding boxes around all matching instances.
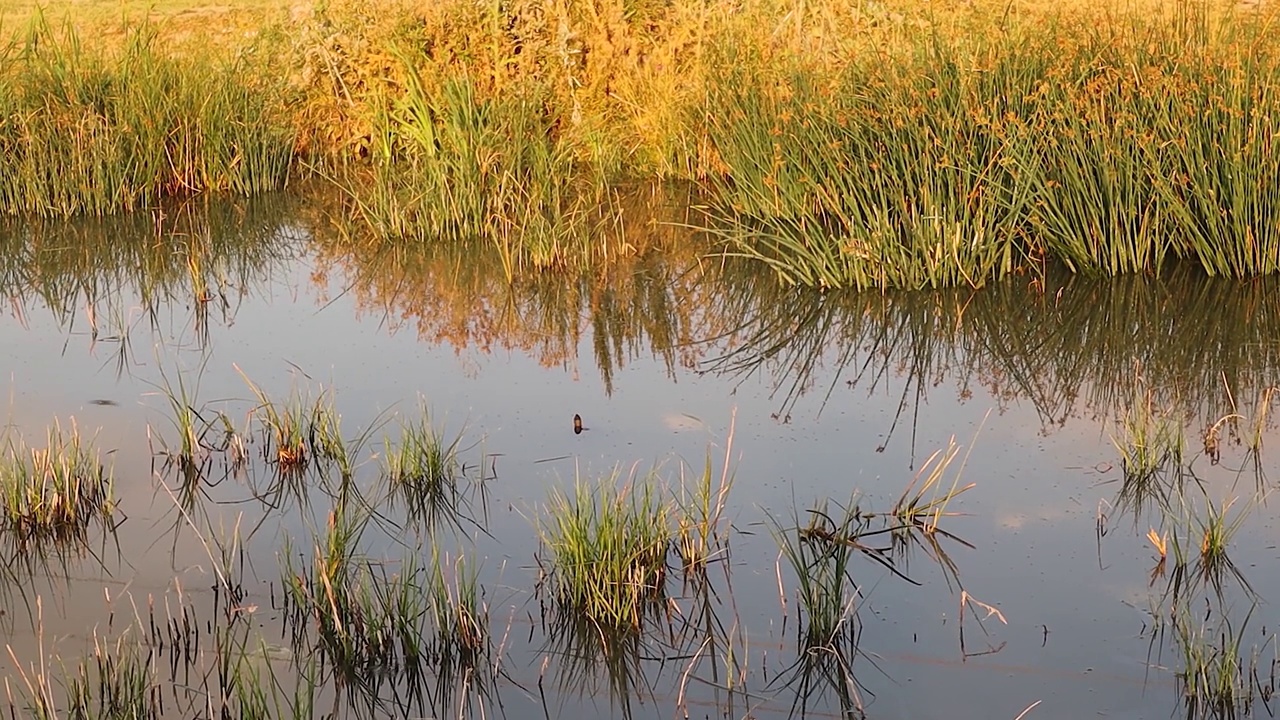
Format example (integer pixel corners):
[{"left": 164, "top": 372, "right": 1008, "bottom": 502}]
[
  {"left": 707, "top": 266, "right": 1280, "bottom": 447},
  {"left": 541, "top": 611, "right": 650, "bottom": 720},
  {"left": 0, "top": 192, "right": 302, "bottom": 358}
]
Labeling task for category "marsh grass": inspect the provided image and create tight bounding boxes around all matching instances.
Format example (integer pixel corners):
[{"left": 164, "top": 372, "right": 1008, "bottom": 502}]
[
  {"left": 771, "top": 500, "right": 867, "bottom": 651},
  {"left": 767, "top": 498, "right": 873, "bottom": 716},
  {"left": 1193, "top": 497, "right": 1253, "bottom": 599},
  {"left": 344, "top": 71, "right": 607, "bottom": 277},
  {"left": 1160, "top": 490, "right": 1256, "bottom": 604},
  {"left": 239, "top": 370, "right": 349, "bottom": 481},
  {"left": 280, "top": 494, "right": 495, "bottom": 717},
  {"left": 0, "top": 21, "right": 294, "bottom": 217},
  {"left": 674, "top": 418, "right": 736, "bottom": 578},
  {"left": 149, "top": 364, "right": 248, "bottom": 509},
  {"left": 0, "top": 419, "right": 116, "bottom": 544},
  {"left": 5, "top": 587, "right": 329, "bottom": 720},
  {"left": 8, "top": 1, "right": 1280, "bottom": 287},
  {"left": 64, "top": 634, "right": 162, "bottom": 719},
  {"left": 892, "top": 436, "right": 976, "bottom": 533},
  {"left": 705, "top": 43, "right": 1033, "bottom": 291},
  {"left": 1168, "top": 603, "right": 1277, "bottom": 720},
  {"left": 538, "top": 470, "right": 673, "bottom": 632},
  {"left": 382, "top": 408, "right": 487, "bottom": 534},
  {"left": 1111, "top": 392, "right": 1186, "bottom": 516},
  {"left": 704, "top": 10, "right": 1280, "bottom": 288}
]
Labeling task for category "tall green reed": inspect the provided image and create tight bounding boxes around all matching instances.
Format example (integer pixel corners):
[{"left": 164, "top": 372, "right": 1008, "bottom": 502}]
[
  {"left": 705, "top": 12, "right": 1280, "bottom": 288},
  {"left": 0, "top": 21, "right": 294, "bottom": 217},
  {"left": 346, "top": 68, "right": 603, "bottom": 277}
]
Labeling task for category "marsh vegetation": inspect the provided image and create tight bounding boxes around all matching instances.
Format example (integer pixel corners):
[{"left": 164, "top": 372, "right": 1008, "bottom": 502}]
[
  {"left": 4, "top": 0, "right": 1280, "bottom": 285},
  {"left": 4, "top": 1, "right": 1280, "bottom": 717}
]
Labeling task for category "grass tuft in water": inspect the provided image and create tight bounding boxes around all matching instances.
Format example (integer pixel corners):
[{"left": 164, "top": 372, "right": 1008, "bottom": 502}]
[
  {"left": 538, "top": 470, "right": 673, "bottom": 631},
  {"left": 1171, "top": 603, "right": 1272, "bottom": 720},
  {"left": 64, "top": 634, "right": 162, "bottom": 719},
  {"left": 674, "top": 417, "right": 736, "bottom": 578},
  {"left": 1193, "top": 497, "right": 1252, "bottom": 599},
  {"left": 768, "top": 498, "right": 873, "bottom": 715},
  {"left": 280, "top": 493, "right": 494, "bottom": 716},
  {"left": 1111, "top": 392, "right": 1185, "bottom": 516},
  {"left": 238, "top": 369, "right": 349, "bottom": 482},
  {"left": 382, "top": 407, "right": 484, "bottom": 533},
  {"left": 892, "top": 436, "right": 975, "bottom": 533},
  {"left": 0, "top": 419, "right": 115, "bottom": 544},
  {"left": 772, "top": 499, "right": 867, "bottom": 651}
]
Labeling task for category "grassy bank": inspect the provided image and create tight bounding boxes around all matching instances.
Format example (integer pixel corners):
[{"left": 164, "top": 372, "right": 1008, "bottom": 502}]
[
  {"left": 0, "top": 22, "right": 294, "bottom": 216},
  {"left": 5, "top": 0, "right": 1280, "bottom": 285}
]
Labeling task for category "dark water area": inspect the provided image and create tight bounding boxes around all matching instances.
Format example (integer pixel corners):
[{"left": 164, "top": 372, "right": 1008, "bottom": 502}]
[{"left": 0, "top": 192, "right": 1278, "bottom": 720}]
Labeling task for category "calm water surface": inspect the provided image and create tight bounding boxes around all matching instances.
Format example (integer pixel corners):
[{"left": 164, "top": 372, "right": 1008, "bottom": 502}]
[{"left": 0, "top": 193, "right": 1277, "bottom": 720}]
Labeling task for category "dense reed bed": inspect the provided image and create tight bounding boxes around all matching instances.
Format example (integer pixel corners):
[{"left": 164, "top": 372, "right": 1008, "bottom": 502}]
[
  {"left": 8, "top": 0, "right": 1280, "bottom": 285},
  {"left": 707, "top": 6, "right": 1280, "bottom": 287},
  {"left": 0, "top": 22, "right": 294, "bottom": 217}
]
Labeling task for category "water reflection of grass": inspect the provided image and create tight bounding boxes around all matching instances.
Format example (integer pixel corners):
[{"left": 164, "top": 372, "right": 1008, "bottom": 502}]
[
  {"left": 706, "top": 267, "right": 1280, "bottom": 444},
  {"left": 0, "top": 192, "right": 303, "bottom": 358}
]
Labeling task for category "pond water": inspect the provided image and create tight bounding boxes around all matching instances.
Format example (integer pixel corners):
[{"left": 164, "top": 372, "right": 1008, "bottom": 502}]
[{"left": 0, "top": 191, "right": 1277, "bottom": 720}]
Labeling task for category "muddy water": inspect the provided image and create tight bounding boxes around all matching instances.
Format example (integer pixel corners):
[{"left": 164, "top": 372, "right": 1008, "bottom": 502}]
[{"left": 0, "top": 193, "right": 1277, "bottom": 720}]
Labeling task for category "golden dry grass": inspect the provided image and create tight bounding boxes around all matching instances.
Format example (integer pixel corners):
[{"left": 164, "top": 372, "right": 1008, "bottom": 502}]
[{"left": 11, "top": 0, "right": 1277, "bottom": 163}]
